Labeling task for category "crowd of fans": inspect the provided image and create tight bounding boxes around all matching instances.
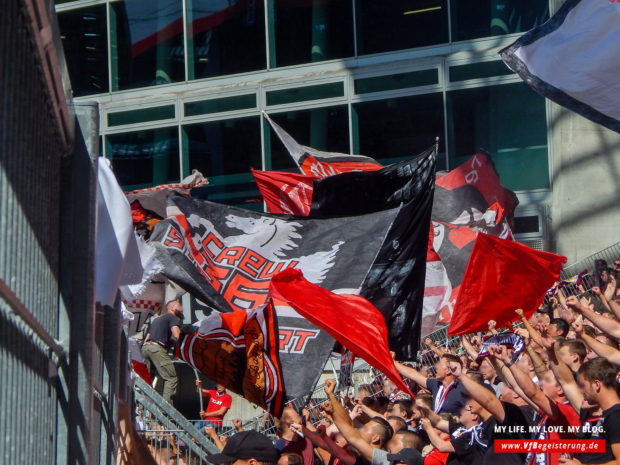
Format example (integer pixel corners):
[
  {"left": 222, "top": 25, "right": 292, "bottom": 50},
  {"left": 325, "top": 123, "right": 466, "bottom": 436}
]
[{"left": 141, "top": 258, "right": 620, "bottom": 465}]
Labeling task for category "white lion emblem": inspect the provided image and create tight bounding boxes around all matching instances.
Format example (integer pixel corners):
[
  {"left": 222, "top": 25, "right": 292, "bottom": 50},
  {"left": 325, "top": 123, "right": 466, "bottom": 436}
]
[{"left": 223, "top": 213, "right": 344, "bottom": 284}]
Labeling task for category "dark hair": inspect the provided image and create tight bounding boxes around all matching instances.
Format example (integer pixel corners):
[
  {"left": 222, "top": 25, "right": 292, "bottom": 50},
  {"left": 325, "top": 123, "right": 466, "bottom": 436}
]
[
  {"left": 442, "top": 353, "right": 463, "bottom": 368},
  {"left": 280, "top": 454, "right": 302, "bottom": 465},
  {"left": 583, "top": 325, "right": 598, "bottom": 338},
  {"left": 370, "top": 416, "right": 394, "bottom": 446},
  {"left": 578, "top": 357, "right": 619, "bottom": 389},
  {"left": 392, "top": 399, "right": 414, "bottom": 417},
  {"left": 415, "top": 394, "right": 432, "bottom": 409},
  {"left": 392, "top": 430, "right": 426, "bottom": 452},
  {"left": 550, "top": 318, "right": 569, "bottom": 337},
  {"left": 386, "top": 415, "right": 408, "bottom": 432},
  {"left": 558, "top": 339, "right": 587, "bottom": 363}
]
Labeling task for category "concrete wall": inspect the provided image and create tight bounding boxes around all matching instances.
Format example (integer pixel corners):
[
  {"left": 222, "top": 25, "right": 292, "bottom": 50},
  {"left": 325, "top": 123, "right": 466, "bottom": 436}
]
[{"left": 549, "top": 101, "right": 620, "bottom": 264}]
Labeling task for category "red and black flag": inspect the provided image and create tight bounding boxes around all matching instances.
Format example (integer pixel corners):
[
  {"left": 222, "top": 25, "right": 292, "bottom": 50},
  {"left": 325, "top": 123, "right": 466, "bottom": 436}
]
[
  {"left": 176, "top": 302, "right": 286, "bottom": 416},
  {"left": 149, "top": 193, "right": 400, "bottom": 398},
  {"left": 431, "top": 152, "right": 519, "bottom": 322},
  {"left": 264, "top": 112, "right": 382, "bottom": 176},
  {"left": 149, "top": 192, "right": 399, "bottom": 312},
  {"left": 253, "top": 146, "right": 437, "bottom": 359}
]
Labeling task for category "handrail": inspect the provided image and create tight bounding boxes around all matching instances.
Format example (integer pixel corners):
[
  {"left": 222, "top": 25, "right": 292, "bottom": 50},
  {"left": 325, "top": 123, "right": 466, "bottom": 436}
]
[
  {"left": 0, "top": 278, "right": 66, "bottom": 362},
  {"left": 134, "top": 377, "right": 219, "bottom": 456}
]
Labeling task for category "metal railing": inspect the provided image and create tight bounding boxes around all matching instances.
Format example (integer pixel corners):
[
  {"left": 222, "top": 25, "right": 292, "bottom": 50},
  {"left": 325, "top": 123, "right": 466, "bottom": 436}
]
[{"left": 134, "top": 377, "right": 219, "bottom": 462}]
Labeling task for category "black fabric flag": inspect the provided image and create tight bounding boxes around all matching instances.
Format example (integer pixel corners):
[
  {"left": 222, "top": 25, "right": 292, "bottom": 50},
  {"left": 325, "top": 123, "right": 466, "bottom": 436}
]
[
  {"left": 308, "top": 146, "right": 437, "bottom": 360},
  {"left": 150, "top": 193, "right": 400, "bottom": 398}
]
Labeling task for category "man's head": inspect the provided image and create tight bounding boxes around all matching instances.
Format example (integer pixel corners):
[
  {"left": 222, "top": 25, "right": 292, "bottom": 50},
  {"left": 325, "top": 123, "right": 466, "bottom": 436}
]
[
  {"left": 549, "top": 318, "right": 569, "bottom": 338},
  {"left": 216, "top": 384, "right": 227, "bottom": 395},
  {"left": 435, "top": 354, "right": 462, "bottom": 381},
  {"left": 277, "top": 453, "right": 302, "bottom": 465},
  {"left": 358, "top": 416, "right": 394, "bottom": 448},
  {"left": 354, "top": 384, "right": 374, "bottom": 404},
  {"left": 386, "top": 416, "right": 408, "bottom": 433},
  {"left": 207, "top": 430, "right": 279, "bottom": 465},
  {"left": 390, "top": 399, "right": 413, "bottom": 421},
  {"left": 578, "top": 357, "right": 620, "bottom": 405},
  {"left": 386, "top": 431, "right": 425, "bottom": 454},
  {"left": 386, "top": 447, "right": 424, "bottom": 464},
  {"left": 557, "top": 339, "right": 586, "bottom": 368},
  {"left": 479, "top": 358, "right": 497, "bottom": 381},
  {"left": 539, "top": 370, "right": 564, "bottom": 401},
  {"left": 166, "top": 300, "right": 184, "bottom": 319},
  {"left": 383, "top": 379, "right": 397, "bottom": 396},
  {"left": 458, "top": 397, "right": 480, "bottom": 427},
  {"left": 280, "top": 407, "right": 302, "bottom": 429}
]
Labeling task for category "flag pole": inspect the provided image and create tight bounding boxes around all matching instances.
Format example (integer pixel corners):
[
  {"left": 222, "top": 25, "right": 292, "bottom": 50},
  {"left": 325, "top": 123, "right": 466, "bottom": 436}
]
[{"left": 193, "top": 369, "right": 204, "bottom": 413}]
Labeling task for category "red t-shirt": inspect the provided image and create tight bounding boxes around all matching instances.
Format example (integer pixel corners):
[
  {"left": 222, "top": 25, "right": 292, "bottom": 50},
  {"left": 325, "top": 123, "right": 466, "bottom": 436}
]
[
  {"left": 528, "top": 401, "right": 580, "bottom": 465},
  {"left": 424, "top": 448, "right": 449, "bottom": 465},
  {"left": 203, "top": 390, "right": 232, "bottom": 426}
]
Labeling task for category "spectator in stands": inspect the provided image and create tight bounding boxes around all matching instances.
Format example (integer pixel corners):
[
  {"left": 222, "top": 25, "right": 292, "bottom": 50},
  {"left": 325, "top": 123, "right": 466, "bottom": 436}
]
[
  {"left": 206, "top": 430, "right": 279, "bottom": 465},
  {"left": 384, "top": 379, "right": 411, "bottom": 402},
  {"left": 277, "top": 453, "right": 303, "bottom": 465},
  {"left": 142, "top": 300, "right": 183, "bottom": 404},
  {"left": 195, "top": 381, "right": 232, "bottom": 433},
  {"left": 393, "top": 354, "right": 467, "bottom": 416},
  {"left": 276, "top": 407, "right": 315, "bottom": 465}
]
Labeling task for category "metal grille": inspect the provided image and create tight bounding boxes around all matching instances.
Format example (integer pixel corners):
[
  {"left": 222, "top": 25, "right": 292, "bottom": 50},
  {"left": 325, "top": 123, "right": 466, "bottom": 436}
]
[{"left": 0, "top": 1, "right": 67, "bottom": 464}]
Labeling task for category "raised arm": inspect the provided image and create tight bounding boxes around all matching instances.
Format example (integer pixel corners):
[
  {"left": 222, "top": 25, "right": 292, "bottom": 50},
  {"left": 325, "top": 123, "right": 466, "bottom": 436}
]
[
  {"left": 490, "top": 345, "right": 560, "bottom": 421},
  {"left": 447, "top": 361, "right": 505, "bottom": 423},
  {"left": 515, "top": 308, "right": 544, "bottom": 347},
  {"left": 417, "top": 404, "right": 450, "bottom": 433},
  {"left": 546, "top": 334, "right": 584, "bottom": 413},
  {"left": 420, "top": 418, "right": 455, "bottom": 453},
  {"left": 567, "top": 296, "right": 620, "bottom": 339},
  {"left": 323, "top": 379, "right": 374, "bottom": 462},
  {"left": 572, "top": 318, "right": 620, "bottom": 365},
  {"left": 391, "top": 352, "right": 429, "bottom": 388}
]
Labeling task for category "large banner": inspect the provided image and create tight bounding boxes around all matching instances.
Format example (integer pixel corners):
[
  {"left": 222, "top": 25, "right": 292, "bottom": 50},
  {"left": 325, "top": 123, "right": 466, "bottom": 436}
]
[
  {"left": 176, "top": 302, "right": 285, "bottom": 416},
  {"left": 150, "top": 193, "right": 399, "bottom": 312},
  {"left": 499, "top": 0, "right": 620, "bottom": 133}
]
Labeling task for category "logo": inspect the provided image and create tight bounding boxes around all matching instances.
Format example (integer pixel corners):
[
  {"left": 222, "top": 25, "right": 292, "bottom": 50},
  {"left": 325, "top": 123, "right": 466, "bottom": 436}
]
[
  {"left": 278, "top": 327, "right": 320, "bottom": 354},
  {"left": 162, "top": 212, "right": 343, "bottom": 311}
]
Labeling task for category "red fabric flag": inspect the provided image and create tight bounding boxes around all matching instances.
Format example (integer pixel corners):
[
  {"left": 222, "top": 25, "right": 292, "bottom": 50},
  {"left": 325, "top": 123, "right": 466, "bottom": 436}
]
[
  {"left": 448, "top": 233, "right": 566, "bottom": 336},
  {"left": 251, "top": 168, "right": 317, "bottom": 215},
  {"left": 269, "top": 268, "right": 413, "bottom": 397}
]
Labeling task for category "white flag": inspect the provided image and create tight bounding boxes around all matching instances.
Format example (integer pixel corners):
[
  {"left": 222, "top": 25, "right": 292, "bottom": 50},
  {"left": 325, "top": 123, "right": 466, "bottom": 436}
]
[{"left": 500, "top": 0, "right": 620, "bottom": 133}]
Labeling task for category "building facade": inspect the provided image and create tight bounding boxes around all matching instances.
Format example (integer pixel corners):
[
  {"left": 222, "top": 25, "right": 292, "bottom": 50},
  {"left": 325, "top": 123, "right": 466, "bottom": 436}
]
[{"left": 55, "top": 0, "right": 620, "bottom": 263}]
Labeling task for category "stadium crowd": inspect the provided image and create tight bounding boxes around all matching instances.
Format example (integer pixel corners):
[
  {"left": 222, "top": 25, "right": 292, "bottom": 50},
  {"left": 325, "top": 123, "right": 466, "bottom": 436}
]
[{"left": 142, "top": 258, "right": 620, "bottom": 465}]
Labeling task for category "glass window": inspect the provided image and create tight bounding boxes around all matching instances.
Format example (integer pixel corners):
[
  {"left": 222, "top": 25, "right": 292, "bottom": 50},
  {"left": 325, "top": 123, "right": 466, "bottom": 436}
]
[
  {"left": 265, "top": 106, "right": 350, "bottom": 171},
  {"left": 183, "top": 116, "right": 263, "bottom": 209},
  {"left": 110, "top": 1, "right": 185, "bottom": 91},
  {"left": 106, "top": 127, "right": 180, "bottom": 189},
  {"left": 266, "top": 82, "right": 344, "bottom": 106},
  {"left": 449, "top": 61, "right": 513, "bottom": 82},
  {"left": 270, "top": 0, "right": 354, "bottom": 68},
  {"left": 355, "top": 0, "right": 448, "bottom": 56},
  {"left": 187, "top": 0, "right": 266, "bottom": 80},
  {"left": 352, "top": 94, "right": 446, "bottom": 168},
  {"left": 354, "top": 69, "right": 439, "bottom": 94},
  {"left": 58, "top": 6, "right": 109, "bottom": 96},
  {"left": 108, "top": 105, "right": 175, "bottom": 127},
  {"left": 447, "top": 82, "right": 549, "bottom": 191},
  {"left": 450, "top": 0, "right": 548, "bottom": 42},
  {"left": 184, "top": 94, "right": 257, "bottom": 117}
]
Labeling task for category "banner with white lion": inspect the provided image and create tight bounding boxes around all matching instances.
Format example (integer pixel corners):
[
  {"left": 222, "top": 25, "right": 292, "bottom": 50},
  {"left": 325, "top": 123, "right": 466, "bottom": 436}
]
[{"left": 149, "top": 192, "right": 399, "bottom": 313}]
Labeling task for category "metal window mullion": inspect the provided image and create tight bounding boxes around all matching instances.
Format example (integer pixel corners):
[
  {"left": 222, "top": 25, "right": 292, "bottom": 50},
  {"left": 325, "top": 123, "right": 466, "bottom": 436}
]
[
  {"left": 441, "top": 58, "right": 450, "bottom": 170},
  {"left": 106, "top": 1, "right": 113, "bottom": 95},
  {"left": 182, "top": 0, "right": 189, "bottom": 82},
  {"left": 351, "top": 0, "right": 358, "bottom": 58}
]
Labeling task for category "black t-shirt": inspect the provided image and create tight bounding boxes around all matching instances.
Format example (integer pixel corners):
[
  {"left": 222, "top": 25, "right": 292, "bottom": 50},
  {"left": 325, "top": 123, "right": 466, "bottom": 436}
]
[
  {"left": 519, "top": 404, "right": 539, "bottom": 429},
  {"left": 426, "top": 379, "right": 468, "bottom": 416},
  {"left": 447, "top": 421, "right": 490, "bottom": 465},
  {"left": 148, "top": 313, "right": 181, "bottom": 347},
  {"left": 483, "top": 401, "right": 531, "bottom": 465},
  {"left": 576, "top": 404, "right": 620, "bottom": 464}
]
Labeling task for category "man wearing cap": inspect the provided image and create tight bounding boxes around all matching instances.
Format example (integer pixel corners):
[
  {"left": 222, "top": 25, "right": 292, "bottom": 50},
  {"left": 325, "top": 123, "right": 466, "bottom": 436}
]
[{"left": 207, "top": 430, "right": 279, "bottom": 465}]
